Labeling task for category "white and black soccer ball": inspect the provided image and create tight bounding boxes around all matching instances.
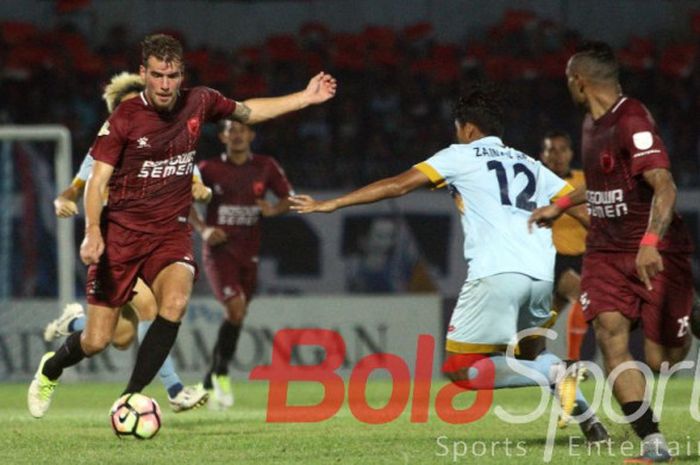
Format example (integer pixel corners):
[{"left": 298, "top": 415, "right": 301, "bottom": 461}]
[{"left": 109, "top": 393, "right": 162, "bottom": 439}]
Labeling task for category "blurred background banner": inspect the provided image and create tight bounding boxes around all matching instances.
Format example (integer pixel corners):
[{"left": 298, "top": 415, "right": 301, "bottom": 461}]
[{"left": 0, "top": 295, "right": 443, "bottom": 381}]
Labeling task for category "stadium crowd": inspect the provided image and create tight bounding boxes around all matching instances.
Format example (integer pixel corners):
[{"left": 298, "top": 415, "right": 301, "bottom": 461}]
[{"left": 2, "top": 9, "right": 699, "bottom": 188}]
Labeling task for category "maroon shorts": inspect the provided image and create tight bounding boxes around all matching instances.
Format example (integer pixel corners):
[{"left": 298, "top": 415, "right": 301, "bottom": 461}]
[
  {"left": 580, "top": 251, "right": 694, "bottom": 347},
  {"left": 203, "top": 243, "right": 258, "bottom": 304},
  {"left": 86, "top": 221, "right": 198, "bottom": 308}
]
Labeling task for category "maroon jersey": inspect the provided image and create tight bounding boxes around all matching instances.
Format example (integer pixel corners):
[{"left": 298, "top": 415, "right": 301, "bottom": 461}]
[
  {"left": 581, "top": 96, "right": 693, "bottom": 253},
  {"left": 199, "top": 153, "right": 293, "bottom": 257},
  {"left": 90, "top": 87, "right": 236, "bottom": 233}
]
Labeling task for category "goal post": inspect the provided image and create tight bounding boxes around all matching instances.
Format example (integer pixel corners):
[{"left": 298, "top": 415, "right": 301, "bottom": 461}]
[{"left": 0, "top": 125, "right": 75, "bottom": 304}]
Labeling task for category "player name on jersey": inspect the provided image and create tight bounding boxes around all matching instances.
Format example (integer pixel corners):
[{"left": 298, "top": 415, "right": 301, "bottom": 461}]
[{"left": 474, "top": 146, "right": 529, "bottom": 160}]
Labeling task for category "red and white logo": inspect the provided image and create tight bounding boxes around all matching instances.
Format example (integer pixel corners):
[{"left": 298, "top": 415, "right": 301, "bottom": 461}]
[
  {"left": 253, "top": 181, "right": 265, "bottom": 196},
  {"left": 600, "top": 151, "right": 615, "bottom": 173},
  {"left": 187, "top": 117, "right": 200, "bottom": 136}
]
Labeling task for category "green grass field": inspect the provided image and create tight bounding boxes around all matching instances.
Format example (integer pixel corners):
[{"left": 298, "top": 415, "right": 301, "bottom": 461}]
[{"left": 1, "top": 378, "right": 698, "bottom": 464}]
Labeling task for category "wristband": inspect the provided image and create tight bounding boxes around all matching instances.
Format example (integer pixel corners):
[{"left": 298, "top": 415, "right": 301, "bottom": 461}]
[
  {"left": 640, "top": 232, "right": 660, "bottom": 247},
  {"left": 553, "top": 195, "right": 573, "bottom": 210}
]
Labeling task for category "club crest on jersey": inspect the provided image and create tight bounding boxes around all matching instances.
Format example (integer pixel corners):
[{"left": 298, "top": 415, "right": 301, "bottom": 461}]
[
  {"left": 253, "top": 181, "right": 265, "bottom": 196},
  {"left": 600, "top": 151, "right": 615, "bottom": 173},
  {"left": 632, "top": 131, "right": 653, "bottom": 150},
  {"left": 137, "top": 137, "right": 150, "bottom": 149},
  {"left": 187, "top": 117, "right": 200, "bottom": 136}
]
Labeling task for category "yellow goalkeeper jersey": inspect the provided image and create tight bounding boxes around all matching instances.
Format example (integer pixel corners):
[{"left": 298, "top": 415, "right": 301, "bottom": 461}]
[{"left": 552, "top": 169, "right": 587, "bottom": 256}]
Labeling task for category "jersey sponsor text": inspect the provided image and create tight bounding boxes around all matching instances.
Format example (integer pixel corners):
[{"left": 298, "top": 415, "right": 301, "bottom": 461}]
[
  {"left": 587, "top": 189, "right": 628, "bottom": 219},
  {"left": 137, "top": 151, "right": 196, "bottom": 179},
  {"left": 217, "top": 204, "right": 261, "bottom": 226}
]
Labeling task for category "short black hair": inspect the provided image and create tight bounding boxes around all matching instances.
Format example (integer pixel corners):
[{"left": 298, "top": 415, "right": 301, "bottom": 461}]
[
  {"left": 571, "top": 40, "right": 619, "bottom": 82},
  {"left": 453, "top": 81, "right": 505, "bottom": 138},
  {"left": 542, "top": 130, "right": 572, "bottom": 148}
]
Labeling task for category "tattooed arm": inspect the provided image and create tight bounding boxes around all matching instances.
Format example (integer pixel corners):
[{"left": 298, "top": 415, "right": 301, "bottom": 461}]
[
  {"left": 636, "top": 168, "right": 677, "bottom": 290},
  {"left": 232, "top": 72, "right": 337, "bottom": 125},
  {"left": 643, "top": 168, "right": 677, "bottom": 237}
]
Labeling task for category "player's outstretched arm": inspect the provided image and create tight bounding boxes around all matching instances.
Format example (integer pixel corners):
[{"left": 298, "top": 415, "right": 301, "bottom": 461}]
[
  {"left": 528, "top": 186, "right": 587, "bottom": 232},
  {"left": 234, "top": 72, "right": 337, "bottom": 125},
  {"left": 54, "top": 184, "right": 83, "bottom": 218},
  {"left": 80, "top": 161, "right": 113, "bottom": 265},
  {"left": 257, "top": 198, "right": 291, "bottom": 217},
  {"left": 290, "top": 168, "right": 430, "bottom": 214},
  {"left": 636, "top": 168, "right": 676, "bottom": 290}
]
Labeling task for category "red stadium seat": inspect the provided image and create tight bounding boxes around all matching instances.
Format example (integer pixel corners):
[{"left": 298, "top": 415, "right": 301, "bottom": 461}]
[
  {"left": 659, "top": 43, "right": 697, "bottom": 78},
  {"left": 0, "top": 21, "right": 38, "bottom": 45},
  {"left": 266, "top": 34, "right": 302, "bottom": 62},
  {"left": 363, "top": 26, "right": 396, "bottom": 50},
  {"left": 402, "top": 22, "right": 433, "bottom": 42}
]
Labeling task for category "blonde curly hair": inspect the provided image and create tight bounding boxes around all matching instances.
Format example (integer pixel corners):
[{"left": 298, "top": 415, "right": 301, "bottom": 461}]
[{"left": 102, "top": 72, "right": 145, "bottom": 113}]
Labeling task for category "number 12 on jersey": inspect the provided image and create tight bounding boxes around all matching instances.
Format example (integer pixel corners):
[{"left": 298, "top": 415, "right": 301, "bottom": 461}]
[{"left": 487, "top": 160, "right": 537, "bottom": 212}]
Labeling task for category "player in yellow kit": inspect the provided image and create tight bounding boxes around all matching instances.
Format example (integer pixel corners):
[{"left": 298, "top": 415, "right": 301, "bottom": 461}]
[{"left": 540, "top": 131, "right": 589, "bottom": 360}]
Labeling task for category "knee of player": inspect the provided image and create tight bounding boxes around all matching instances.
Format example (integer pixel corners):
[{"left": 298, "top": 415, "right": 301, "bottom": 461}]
[
  {"left": 648, "top": 342, "right": 691, "bottom": 371},
  {"left": 111, "top": 331, "right": 135, "bottom": 351},
  {"left": 136, "top": 302, "right": 158, "bottom": 320},
  {"left": 592, "top": 318, "right": 627, "bottom": 345},
  {"left": 645, "top": 356, "right": 663, "bottom": 373},
  {"left": 224, "top": 296, "right": 247, "bottom": 324},
  {"left": 81, "top": 332, "right": 112, "bottom": 355},
  {"left": 159, "top": 293, "right": 190, "bottom": 317},
  {"left": 227, "top": 307, "right": 248, "bottom": 325}
]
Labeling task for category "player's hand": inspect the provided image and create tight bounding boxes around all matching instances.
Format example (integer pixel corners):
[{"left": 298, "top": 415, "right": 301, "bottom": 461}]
[
  {"left": 636, "top": 245, "right": 663, "bottom": 291},
  {"left": 54, "top": 196, "right": 79, "bottom": 218},
  {"left": 192, "top": 182, "right": 213, "bottom": 203},
  {"left": 301, "top": 72, "right": 337, "bottom": 105},
  {"left": 527, "top": 205, "right": 563, "bottom": 232},
  {"left": 289, "top": 194, "right": 338, "bottom": 214},
  {"left": 80, "top": 226, "right": 104, "bottom": 265},
  {"left": 202, "top": 226, "right": 227, "bottom": 246}
]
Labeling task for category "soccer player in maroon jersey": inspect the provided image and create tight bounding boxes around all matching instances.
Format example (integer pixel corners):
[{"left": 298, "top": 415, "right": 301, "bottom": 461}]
[
  {"left": 529, "top": 41, "right": 694, "bottom": 463},
  {"left": 28, "top": 34, "right": 336, "bottom": 418},
  {"left": 190, "top": 120, "right": 292, "bottom": 409}
]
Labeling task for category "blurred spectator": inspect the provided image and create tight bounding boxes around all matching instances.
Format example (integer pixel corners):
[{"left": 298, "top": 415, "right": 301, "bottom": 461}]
[{"left": 0, "top": 12, "right": 698, "bottom": 189}]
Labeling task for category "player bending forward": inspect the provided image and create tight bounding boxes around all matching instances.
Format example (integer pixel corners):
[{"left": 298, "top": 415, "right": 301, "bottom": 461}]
[
  {"left": 292, "top": 82, "right": 608, "bottom": 443},
  {"left": 47, "top": 71, "right": 210, "bottom": 412},
  {"left": 28, "top": 34, "right": 336, "bottom": 419}
]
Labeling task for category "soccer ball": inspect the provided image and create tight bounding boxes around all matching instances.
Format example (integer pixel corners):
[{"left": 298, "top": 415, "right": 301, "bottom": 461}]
[{"left": 109, "top": 393, "right": 162, "bottom": 439}]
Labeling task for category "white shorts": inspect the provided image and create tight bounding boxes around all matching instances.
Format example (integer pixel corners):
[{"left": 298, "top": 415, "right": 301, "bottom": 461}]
[{"left": 446, "top": 273, "right": 553, "bottom": 353}]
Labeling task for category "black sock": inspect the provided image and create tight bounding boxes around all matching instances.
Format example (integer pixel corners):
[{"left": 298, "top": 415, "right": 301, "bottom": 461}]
[
  {"left": 123, "top": 315, "right": 180, "bottom": 394},
  {"left": 621, "top": 401, "right": 660, "bottom": 439},
  {"left": 202, "top": 368, "right": 213, "bottom": 389},
  {"left": 212, "top": 320, "right": 241, "bottom": 375},
  {"left": 42, "top": 332, "right": 86, "bottom": 380}
]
